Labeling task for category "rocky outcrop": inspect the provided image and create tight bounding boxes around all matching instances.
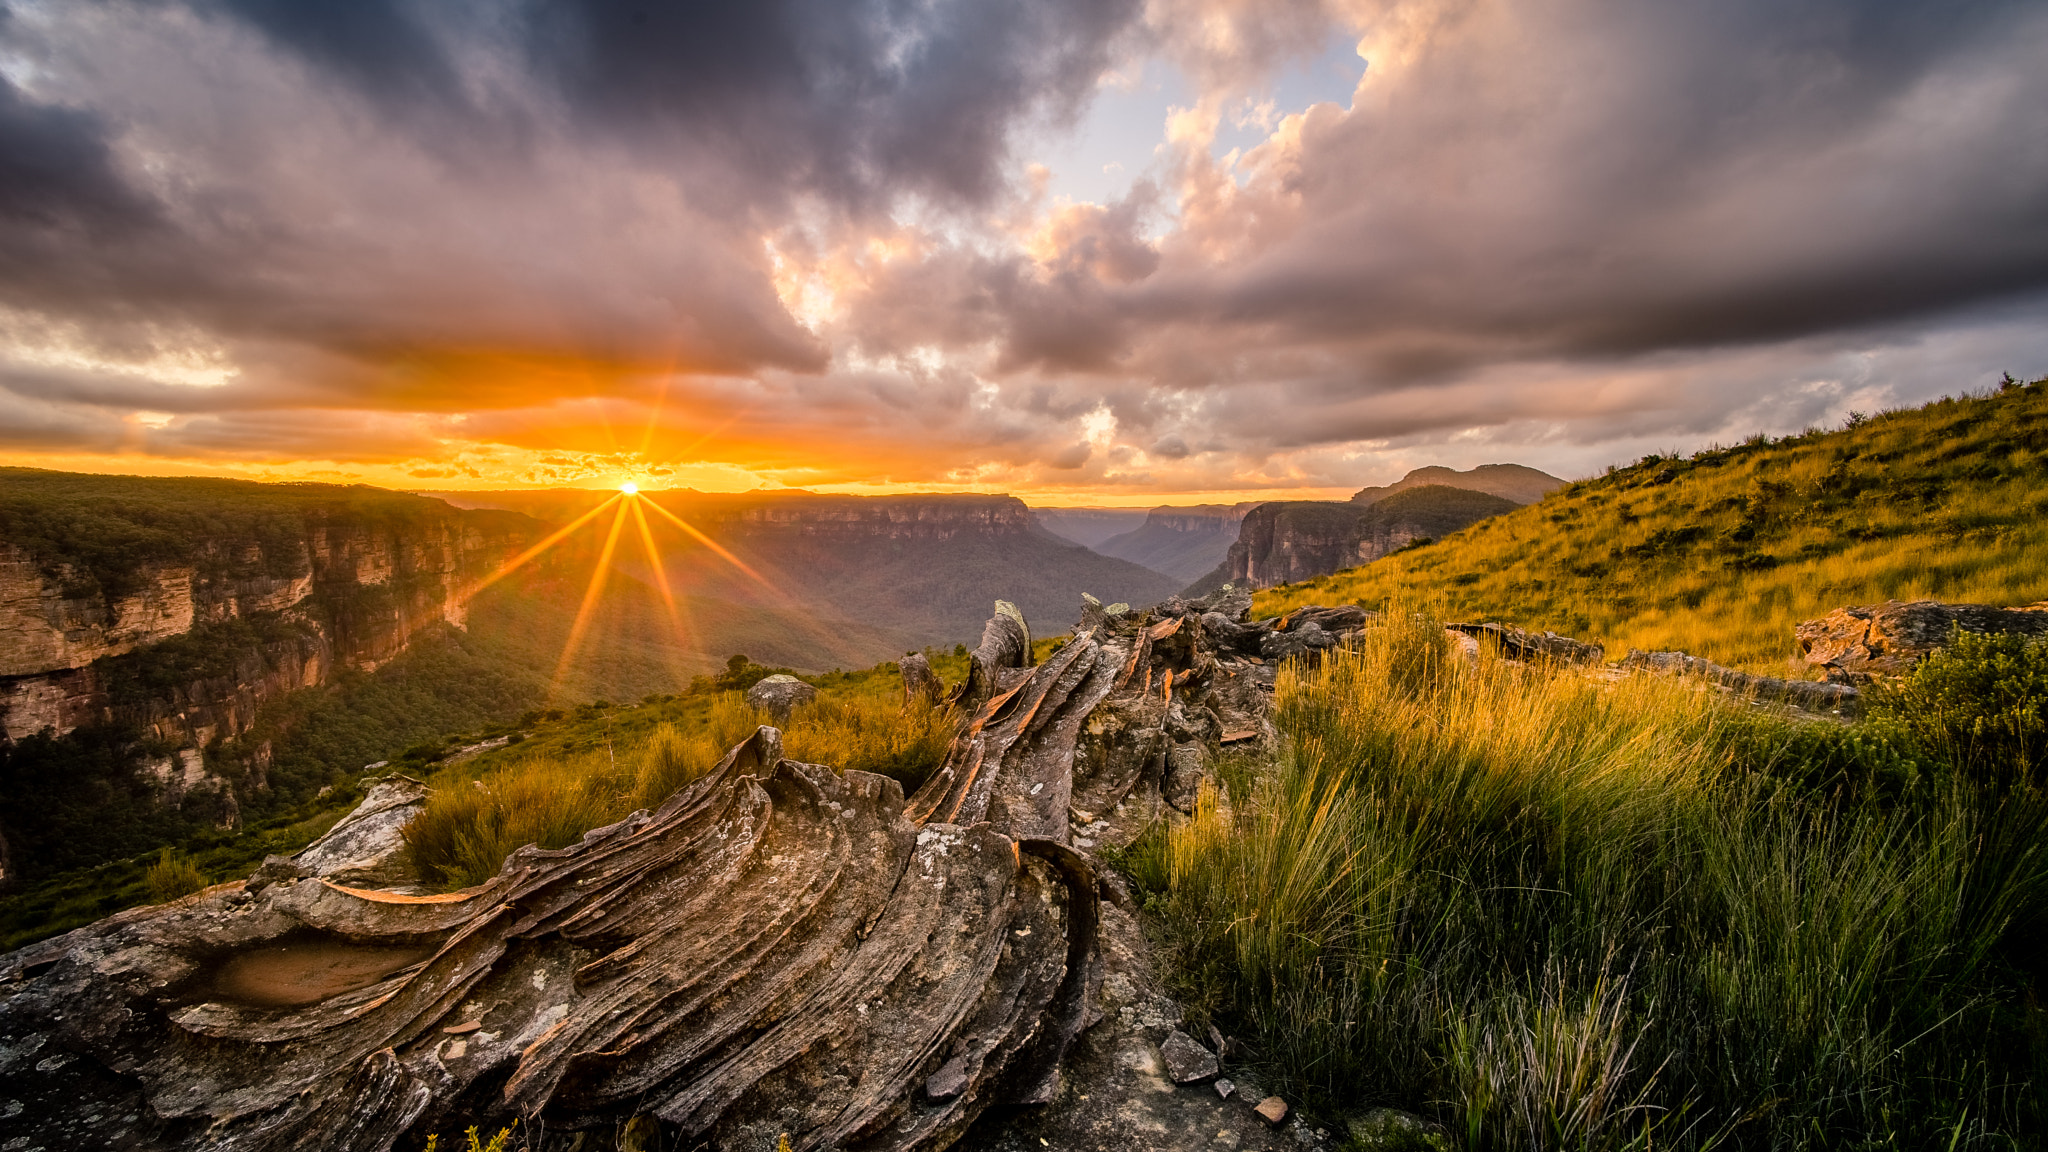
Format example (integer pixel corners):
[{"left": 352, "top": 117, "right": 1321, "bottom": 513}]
[
  {"left": 0, "top": 590, "right": 1366, "bottom": 1152},
  {"left": 1620, "top": 649, "right": 1861, "bottom": 714},
  {"left": 1227, "top": 486, "right": 1520, "bottom": 590},
  {"left": 1447, "top": 622, "right": 1605, "bottom": 666},
  {"left": 1795, "top": 599, "right": 2048, "bottom": 681},
  {"left": 1350, "top": 463, "right": 1565, "bottom": 507}
]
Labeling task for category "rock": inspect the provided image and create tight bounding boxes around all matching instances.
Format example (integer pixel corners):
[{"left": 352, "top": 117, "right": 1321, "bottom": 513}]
[
  {"left": 1256, "top": 1096, "right": 1290, "bottom": 1125},
  {"left": 287, "top": 774, "right": 432, "bottom": 887},
  {"left": 744, "top": 673, "right": 817, "bottom": 723},
  {"left": 901, "top": 652, "right": 945, "bottom": 711},
  {"left": 948, "top": 600, "right": 1034, "bottom": 712},
  {"left": 1164, "top": 744, "right": 1207, "bottom": 814},
  {"left": 1161, "top": 1029, "right": 1220, "bottom": 1083},
  {"left": 1216, "top": 1077, "right": 1237, "bottom": 1099},
  {"left": 0, "top": 726, "right": 1102, "bottom": 1151},
  {"left": 1444, "top": 621, "right": 1605, "bottom": 665},
  {"left": 1621, "top": 649, "right": 1860, "bottom": 714},
  {"left": 1345, "top": 1108, "right": 1454, "bottom": 1151},
  {"left": 1795, "top": 599, "right": 2048, "bottom": 681}
]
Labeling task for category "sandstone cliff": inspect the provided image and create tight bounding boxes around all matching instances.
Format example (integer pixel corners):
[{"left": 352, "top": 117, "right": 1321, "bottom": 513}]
[
  {"left": 1224, "top": 486, "right": 1521, "bottom": 590},
  {"left": 1093, "top": 503, "right": 1258, "bottom": 585},
  {"left": 0, "top": 472, "right": 541, "bottom": 881}
]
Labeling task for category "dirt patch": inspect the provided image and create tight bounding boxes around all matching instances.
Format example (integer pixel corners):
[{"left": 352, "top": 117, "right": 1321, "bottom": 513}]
[{"left": 206, "top": 935, "right": 439, "bottom": 1008}]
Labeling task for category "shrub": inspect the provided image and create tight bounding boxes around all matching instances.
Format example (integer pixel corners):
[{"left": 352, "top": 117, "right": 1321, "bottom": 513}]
[
  {"left": 144, "top": 849, "right": 208, "bottom": 903},
  {"left": 1871, "top": 628, "right": 2048, "bottom": 784}
]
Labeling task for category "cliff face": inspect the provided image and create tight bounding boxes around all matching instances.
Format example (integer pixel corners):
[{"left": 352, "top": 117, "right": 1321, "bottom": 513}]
[
  {"left": 1095, "top": 503, "right": 1258, "bottom": 584},
  {"left": 0, "top": 513, "right": 533, "bottom": 747},
  {"left": 1227, "top": 486, "right": 1521, "bottom": 589}
]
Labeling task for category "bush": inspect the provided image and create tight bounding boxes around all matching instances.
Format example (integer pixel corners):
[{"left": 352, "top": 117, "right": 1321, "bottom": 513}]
[
  {"left": 1871, "top": 628, "right": 2048, "bottom": 784},
  {"left": 144, "top": 849, "right": 208, "bottom": 903}
]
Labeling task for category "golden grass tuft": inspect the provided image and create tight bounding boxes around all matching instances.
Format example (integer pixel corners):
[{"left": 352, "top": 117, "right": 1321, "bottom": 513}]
[{"left": 143, "top": 848, "right": 208, "bottom": 904}]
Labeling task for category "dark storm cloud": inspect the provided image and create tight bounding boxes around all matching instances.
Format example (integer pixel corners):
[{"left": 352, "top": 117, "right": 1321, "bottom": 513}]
[{"left": 1094, "top": 0, "right": 2048, "bottom": 384}]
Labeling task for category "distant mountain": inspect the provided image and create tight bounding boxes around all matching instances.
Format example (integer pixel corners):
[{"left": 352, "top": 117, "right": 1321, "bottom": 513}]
[
  {"left": 1224, "top": 486, "right": 1520, "bottom": 589},
  {"left": 1029, "top": 506, "right": 1152, "bottom": 548},
  {"left": 1094, "top": 504, "right": 1259, "bottom": 584},
  {"left": 1351, "top": 463, "right": 1565, "bottom": 506}
]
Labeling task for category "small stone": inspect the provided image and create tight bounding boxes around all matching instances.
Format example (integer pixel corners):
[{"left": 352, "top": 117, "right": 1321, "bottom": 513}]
[
  {"left": 1214, "top": 1077, "right": 1236, "bottom": 1099},
  {"left": 1255, "top": 1096, "right": 1289, "bottom": 1125},
  {"left": 1160, "top": 1029, "right": 1220, "bottom": 1083}
]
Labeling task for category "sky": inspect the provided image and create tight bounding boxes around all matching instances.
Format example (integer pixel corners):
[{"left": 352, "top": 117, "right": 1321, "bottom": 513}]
[{"left": 0, "top": 0, "right": 2045, "bottom": 505}]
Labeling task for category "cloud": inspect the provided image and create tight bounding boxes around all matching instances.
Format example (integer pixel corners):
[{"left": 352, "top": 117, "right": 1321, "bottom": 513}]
[{"left": 0, "top": 0, "right": 2042, "bottom": 498}]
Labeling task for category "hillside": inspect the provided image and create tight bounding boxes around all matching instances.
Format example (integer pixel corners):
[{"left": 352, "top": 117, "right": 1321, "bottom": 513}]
[
  {"left": 1257, "top": 378, "right": 2048, "bottom": 670},
  {"left": 1221, "top": 485, "right": 1520, "bottom": 589},
  {"left": 1093, "top": 504, "right": 1252, "bottom": 583}
]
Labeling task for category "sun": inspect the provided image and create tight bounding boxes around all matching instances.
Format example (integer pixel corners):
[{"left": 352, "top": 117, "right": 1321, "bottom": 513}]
[{"left": 620, "top": 481, "right": 638, "bottom": 494}]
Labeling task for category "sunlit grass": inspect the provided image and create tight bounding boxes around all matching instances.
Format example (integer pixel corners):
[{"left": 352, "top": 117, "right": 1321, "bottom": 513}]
[
  {"left": 403, "top": 660, "right": 963, "bottom": 889},
  {"left": 1131, "top": 608, "right": 2048, "bottom": 1147},
  {"left": 1257, "top": 382, "right": 2048, "bottom": 672}
]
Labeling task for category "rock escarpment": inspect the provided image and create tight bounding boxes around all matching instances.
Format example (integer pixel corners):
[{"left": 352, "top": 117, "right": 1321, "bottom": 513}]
[
  {"left": 0, "top": 495, "right": 536, "bottom": 747},
  {"left": 0, "top": 590, "right": 1366, "bottom": 1152},
  {"left": 1225, "top": 486, "right": 1520, "bottom": 590}
]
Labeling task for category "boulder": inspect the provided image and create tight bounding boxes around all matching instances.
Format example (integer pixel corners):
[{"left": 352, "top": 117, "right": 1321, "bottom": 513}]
[
  {"left": 900, "top": 652, "right": 945, "bottom": 711},
  {"left": 744, "top": 673, "right": 817, "bottom": 723},
  {"left": 1795, "top": 599, "right": 2048, "bottom": 681}
]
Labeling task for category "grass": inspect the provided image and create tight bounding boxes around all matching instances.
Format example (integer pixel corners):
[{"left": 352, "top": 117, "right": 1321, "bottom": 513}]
[
  {"left": 1128, "top": 608, "right": 2048, "bottom": 1148},
  {"left": 142, "top": 848, "right": 209, "bottom": 904},
  {"left": 402, "top": 653, "right": 970, "bottom": 889},
  {"left": 1255, "top": 378, "right": 2048, "bottom": 673}
]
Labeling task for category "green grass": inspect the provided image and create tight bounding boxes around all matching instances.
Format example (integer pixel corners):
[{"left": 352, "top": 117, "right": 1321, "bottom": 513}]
[
  {"left": 1129, "top": 609, "right": 2048, "bottom": 1148},
  {"left": 1256, "top": 378, "right": 2048, "bottom": 673}
]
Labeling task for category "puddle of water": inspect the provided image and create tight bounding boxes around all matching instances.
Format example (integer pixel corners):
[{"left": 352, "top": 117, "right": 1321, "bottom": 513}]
[{"left": 207, "top": 936, "right": 439, "bottom": 1009}]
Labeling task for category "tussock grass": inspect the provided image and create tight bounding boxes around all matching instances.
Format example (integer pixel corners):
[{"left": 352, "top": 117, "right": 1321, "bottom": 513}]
[
  {"left": 1257, "top": 380, "right": 2048, "bottom": 672},
  {"left": 404, "top": 686, "right": 956, "bottom": 889},
  {"left": 143, "top": 848, "right": 208, "bottom": 904},
  {"left": 1137, "top": 610, "right": 2048, "bottom": 1147}
]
